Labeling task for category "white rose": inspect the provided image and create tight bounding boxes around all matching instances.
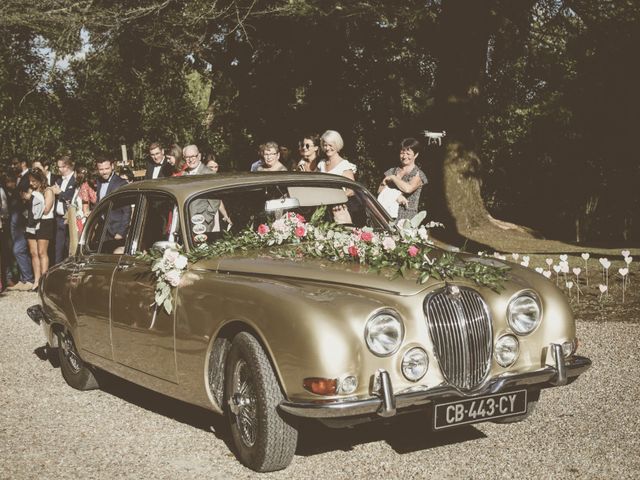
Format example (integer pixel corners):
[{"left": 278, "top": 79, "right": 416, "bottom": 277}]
[
  {"left": 382, "top": 237, "right": 396, "bottom": 251},
  {"left": 174, "top": 255, "right": 188, "bottom": 270},
  {"left": 163, "top": 249, "right": 179, "bottom": 264},
  {"left": 165, "top": 269, "right": 182, "bottom": 287}
]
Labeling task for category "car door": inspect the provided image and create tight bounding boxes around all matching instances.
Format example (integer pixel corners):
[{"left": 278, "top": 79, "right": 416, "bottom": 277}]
[
  {"left": 110, "top": 192, "right": 180, "bottom": 383},
  {"left": 70, "top": 192, "right": 138, "bottom": 360}
]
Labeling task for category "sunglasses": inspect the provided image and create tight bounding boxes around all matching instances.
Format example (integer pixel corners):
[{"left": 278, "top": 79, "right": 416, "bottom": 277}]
[{"left": 300, "top": 143, "right": 315, "bottom": 150}]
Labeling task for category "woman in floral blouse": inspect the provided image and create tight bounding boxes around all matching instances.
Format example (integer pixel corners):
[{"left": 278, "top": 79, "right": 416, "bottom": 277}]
[
  {"left": 378, "top": 137, "right": 428, "bottom": 221},
  {"left": 77, "top": 167, "right": 97, "bottom": 217}
]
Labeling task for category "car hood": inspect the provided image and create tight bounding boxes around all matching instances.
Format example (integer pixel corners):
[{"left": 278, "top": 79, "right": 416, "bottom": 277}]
[
  {"left": 190, "top": 248, "right": 541, "bottom": 297},
  {"left": 192, "top": 250, "right": 433, "bottom": 296}
]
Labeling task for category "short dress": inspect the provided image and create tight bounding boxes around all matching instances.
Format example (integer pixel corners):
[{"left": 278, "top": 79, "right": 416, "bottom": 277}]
[
  {"left": 384, "top": 166, "right": 428, "bottom": 220},
  {"left": 37, "top": 188, "right": 55, "bottom": 240}
]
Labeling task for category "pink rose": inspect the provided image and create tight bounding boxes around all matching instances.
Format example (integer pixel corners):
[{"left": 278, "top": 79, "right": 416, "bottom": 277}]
[
  {"left": 258, "top": 224, "right": 270, "bottom": 236},
  {"left": 295, "top": 225, "right": 306, "bottom": 238},
  {"left": 408, "top": 245, "right": 419, "bottom": 257},
  {"left": 296, "top": 213, "right": 306, "bottom": 223},
  {"left": 348, "top": 245, "right": 359, "bottom": 257},
  {"left": 360, "top": 231, "right": 373, "bottom": 242}
]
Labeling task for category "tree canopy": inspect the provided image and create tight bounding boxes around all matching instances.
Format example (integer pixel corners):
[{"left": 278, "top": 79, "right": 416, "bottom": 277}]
[{"left": 1, "top": 0, "right": 638, "bottom": 243}]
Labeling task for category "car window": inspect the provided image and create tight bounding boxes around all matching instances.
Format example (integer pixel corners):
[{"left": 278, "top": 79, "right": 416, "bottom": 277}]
[
  {"left": 186, "top": 183, "right": 387, "bottom": 247},
  {"left": 84, "top": 203, "right": 108, "bottom": 254},
  {"left": 83, "top": 193, "right": 137, "bottom": 255},
  {"left": 136, "top": 193, "right": 182, "bottom": 252}
]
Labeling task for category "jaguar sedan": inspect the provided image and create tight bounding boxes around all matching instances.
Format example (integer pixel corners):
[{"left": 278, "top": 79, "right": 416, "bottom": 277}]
[{"left": 28, "top": 172, "right": 591, "bottom": 472}]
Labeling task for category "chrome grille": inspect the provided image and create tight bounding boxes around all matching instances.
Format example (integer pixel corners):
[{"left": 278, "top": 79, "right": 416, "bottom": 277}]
[{"left": 424, "top": 286, "right": 492, "bottom": 391}]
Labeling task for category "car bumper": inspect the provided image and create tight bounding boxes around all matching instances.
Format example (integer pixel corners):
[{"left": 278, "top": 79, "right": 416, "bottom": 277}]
[
  {"left": 279, "top": 344, "right": 591, "bottom": 419},
  {"left": 27, "top": 304, "right": 57, "bottom": 347}
]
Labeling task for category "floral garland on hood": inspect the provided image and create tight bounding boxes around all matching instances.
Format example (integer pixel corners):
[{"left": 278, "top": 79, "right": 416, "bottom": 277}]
[{"left": 139, "top": 208, "right": 509, "bottom": 314}]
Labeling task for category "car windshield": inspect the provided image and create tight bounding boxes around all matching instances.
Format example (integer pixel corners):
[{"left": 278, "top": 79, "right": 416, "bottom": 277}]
[{"left": 185, "top": 182, "right": 391, "bottom": 247}]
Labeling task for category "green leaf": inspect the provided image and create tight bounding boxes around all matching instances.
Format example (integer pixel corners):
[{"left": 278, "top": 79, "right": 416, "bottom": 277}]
[{"left": 410, "top": 211, "right": 427, "bottom": 228}]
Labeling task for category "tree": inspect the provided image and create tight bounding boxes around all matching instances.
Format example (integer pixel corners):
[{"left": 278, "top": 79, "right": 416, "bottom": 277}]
[{"left": 2, "top": 0, "right": 639, "bottom": 243}]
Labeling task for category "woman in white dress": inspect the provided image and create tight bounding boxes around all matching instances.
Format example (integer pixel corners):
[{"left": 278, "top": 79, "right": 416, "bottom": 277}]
[
  {"left": 318, "top": 130, "right": 357, "bottom": 181},
  {"left": 318, "top": 130, "right": 358, "bottom": 222}
]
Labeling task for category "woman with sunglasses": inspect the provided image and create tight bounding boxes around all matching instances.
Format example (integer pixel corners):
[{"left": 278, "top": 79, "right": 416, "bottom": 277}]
[{"left": 296, "top": 134, "right": 322, "bottom": 172}]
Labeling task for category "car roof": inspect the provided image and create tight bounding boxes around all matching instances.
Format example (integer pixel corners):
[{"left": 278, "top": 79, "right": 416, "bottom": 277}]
[{"left": 115, "top": 172, "right": 358, "bottom": 204}]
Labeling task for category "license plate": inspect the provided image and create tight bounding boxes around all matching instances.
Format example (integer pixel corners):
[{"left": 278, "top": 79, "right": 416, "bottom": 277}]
[{"left": 433, "top": 390, "right": 527, "bottom": 429}]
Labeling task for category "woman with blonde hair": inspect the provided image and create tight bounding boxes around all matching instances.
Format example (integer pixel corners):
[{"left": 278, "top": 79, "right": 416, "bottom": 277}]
[{"left": 318, "top": 130, "right": 356, "bottom": 180}]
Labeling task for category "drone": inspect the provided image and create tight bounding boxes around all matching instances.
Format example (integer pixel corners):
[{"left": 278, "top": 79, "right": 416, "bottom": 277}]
[{"left": 423, "top": 130, "right": 446, "bottom": 146}]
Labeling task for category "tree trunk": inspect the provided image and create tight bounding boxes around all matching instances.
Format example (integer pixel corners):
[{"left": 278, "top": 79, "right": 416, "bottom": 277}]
[{"left": 426, "top": 0, "right": 535, "bottom": 244}]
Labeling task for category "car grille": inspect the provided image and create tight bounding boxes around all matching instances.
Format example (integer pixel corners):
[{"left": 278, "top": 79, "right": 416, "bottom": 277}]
[{"left": 424, "top": 286, "right": 492, "bottom": 391}]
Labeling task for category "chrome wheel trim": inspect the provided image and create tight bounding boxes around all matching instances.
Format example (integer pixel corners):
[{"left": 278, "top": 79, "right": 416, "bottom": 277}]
[
  {"left": 230, "top": 358, "right": 257, "bottom": 447},
  {"left": 61, "top": 334, "right": 82, "bottom": 374}
]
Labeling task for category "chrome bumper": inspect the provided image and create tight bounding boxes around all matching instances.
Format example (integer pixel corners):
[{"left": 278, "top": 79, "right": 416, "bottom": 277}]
[
  {"left": 27, "top": 304, "right": 48, "bottom": 325},
  {"left": 280, "top": 345, "right": 591, "bottom": 419}
]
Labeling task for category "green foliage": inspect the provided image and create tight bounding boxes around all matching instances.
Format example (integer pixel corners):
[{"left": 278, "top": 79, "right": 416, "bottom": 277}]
[
  {"left": 141, "top": 208, "right": 509, "bottom": 296},
  {"left": 1, "top": 0, "right": 638, "bottom": 242}
]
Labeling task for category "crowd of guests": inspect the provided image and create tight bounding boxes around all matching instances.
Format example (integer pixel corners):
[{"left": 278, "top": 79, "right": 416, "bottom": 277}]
[
  {"left": 250, "top": 130, "right": 427, "bottom": 221},
  {"left": 0, "top": 131, "right": 427, "bottom": 292}
]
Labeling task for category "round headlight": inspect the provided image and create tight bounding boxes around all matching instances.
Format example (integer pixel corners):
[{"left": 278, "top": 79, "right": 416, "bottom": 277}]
[
  {"left": 495, "top": 334, "right": 519, "bottom": 367},
  {"left": 365, "top": 310, "right": 403, "bottom": 356},
  {"left": 401, "top": 348, "right": 429, "bottom": 381},
  {"left": 507, "top": 291, "right": 541, "bottom": 335}
]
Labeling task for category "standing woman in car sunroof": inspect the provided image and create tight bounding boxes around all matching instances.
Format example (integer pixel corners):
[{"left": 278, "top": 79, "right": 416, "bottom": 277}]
[
  {"left": 317, "top": 130, "right": 356, "bottom": 181},
  {"left": 296, "top": 134, "right": 322, "bottom": 172},
  {"left": 378, "top": 137, "right": 428, "bottom": 221}
]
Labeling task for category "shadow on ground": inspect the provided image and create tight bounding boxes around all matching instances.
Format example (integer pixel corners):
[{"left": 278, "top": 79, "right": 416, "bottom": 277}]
[
  {"left": 296, "top": 413, "right": 485, "bottom": 456},
  {"left": 33, "top": 344, "right": 487, "bottom": 459}
]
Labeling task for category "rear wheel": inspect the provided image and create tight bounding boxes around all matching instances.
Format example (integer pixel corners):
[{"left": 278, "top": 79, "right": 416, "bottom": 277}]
[
  {"left": 58, "top": 330, "right": 99, "bottom": 390},
  {"left": 225, "top": 332, "right": 298, "bottom": 472}
]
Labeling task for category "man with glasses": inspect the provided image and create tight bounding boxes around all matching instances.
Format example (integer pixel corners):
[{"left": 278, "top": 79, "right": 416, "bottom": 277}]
[
  {"left": 183, "top": 144, "right": 214, "bottom": 175},
  {"left": 183, "top": 144, "right": 231, "bottom": 235},
  {"left": 250, "top": 141, "right": 288, "bottom": 172},
  {"left": 145, "top": 142, "right": 172, "bottom": 180}
]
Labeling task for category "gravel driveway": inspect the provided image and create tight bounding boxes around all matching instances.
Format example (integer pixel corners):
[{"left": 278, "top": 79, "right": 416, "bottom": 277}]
[{"left": 1, "top": 291, "right": 638, "bottom": 479}]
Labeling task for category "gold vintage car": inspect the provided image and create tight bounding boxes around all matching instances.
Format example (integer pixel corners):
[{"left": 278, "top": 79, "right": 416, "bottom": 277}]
[{"left": 28, "top": 173, "right": 591, "bottom": 472}]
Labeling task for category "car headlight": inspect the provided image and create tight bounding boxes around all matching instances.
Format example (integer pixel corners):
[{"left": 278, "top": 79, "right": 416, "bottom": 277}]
[
  {"left": 507, "top": 291, "right": 541, "bottom": 335},
  {"left": 401, "top": 347, "right": 429, "bottom": 381},
  {"left": 495, "top": 334, "right": 519, "bottom": 367},
  {"left": 365, "top": 310, "right": 404, "bottom": 356}
]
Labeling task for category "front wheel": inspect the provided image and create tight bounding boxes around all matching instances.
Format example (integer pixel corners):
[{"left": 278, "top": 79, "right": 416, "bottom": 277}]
[
  {"left": 224, "top": 332, "right": 298, "bottom": 472},
  {"left": 58, "top": 330, "right": 99, "bottom": 391}
]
